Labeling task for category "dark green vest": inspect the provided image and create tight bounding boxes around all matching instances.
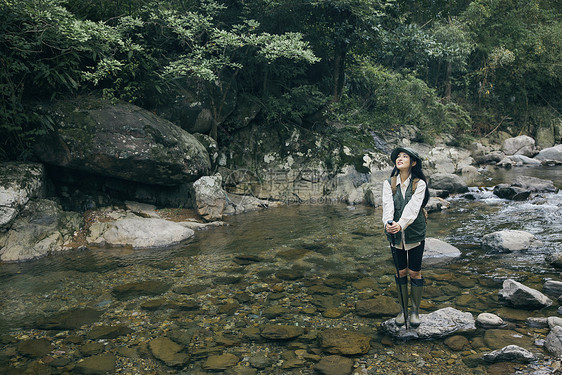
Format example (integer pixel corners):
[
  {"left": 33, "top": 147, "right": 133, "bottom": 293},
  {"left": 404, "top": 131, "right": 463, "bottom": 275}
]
[{"left": 385, "top": 177, "right": 426, "bottom": 244}]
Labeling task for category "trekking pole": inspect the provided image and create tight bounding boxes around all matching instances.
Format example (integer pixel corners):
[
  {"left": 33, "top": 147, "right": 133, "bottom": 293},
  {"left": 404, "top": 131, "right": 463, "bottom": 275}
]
[{"left": 388, "top": 220, "right": 409, "bottom": 329}]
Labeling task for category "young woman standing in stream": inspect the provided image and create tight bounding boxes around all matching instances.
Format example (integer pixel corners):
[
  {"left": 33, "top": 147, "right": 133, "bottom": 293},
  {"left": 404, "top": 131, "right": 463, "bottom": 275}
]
[{"left": 382, "top": 147, "right": 430, "bottom": 327}]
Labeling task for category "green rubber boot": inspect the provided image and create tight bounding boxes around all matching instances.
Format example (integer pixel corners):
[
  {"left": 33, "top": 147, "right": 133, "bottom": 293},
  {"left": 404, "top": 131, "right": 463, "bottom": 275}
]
[
  {"left": 409, "top": 277, "right": 425, "bottom": 327},
  {"left": 394, "top": 276, "right": 408, "bottom": 326}
]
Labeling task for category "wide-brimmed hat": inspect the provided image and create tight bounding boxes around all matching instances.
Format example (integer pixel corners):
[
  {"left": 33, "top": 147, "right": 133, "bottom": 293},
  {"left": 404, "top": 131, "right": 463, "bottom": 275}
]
[{"left": 390, "top": 147, "right": 422, "bottom": 165}]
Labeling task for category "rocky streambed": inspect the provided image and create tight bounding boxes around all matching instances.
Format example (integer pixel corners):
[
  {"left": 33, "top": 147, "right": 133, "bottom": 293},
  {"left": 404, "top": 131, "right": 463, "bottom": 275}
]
[{"left": 1, "top": 176, "right": 562, "bottom": 374}]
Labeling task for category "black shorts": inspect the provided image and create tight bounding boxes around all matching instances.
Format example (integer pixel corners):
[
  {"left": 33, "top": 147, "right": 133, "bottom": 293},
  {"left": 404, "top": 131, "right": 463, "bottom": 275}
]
[{"left": 392, "top": 240, "right": 425, "bottom": 272}]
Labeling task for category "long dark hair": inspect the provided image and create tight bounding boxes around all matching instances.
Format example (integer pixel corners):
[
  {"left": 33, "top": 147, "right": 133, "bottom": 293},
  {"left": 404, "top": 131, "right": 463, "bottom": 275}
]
[{"left": 390, "top": 161, "right": 430, "bottom": 208}]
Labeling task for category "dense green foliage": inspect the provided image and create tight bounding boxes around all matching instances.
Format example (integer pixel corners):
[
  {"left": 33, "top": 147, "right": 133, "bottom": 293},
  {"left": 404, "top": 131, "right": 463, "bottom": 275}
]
[{"left": 1, "top": 0, "right": 560, "bottom": 160}]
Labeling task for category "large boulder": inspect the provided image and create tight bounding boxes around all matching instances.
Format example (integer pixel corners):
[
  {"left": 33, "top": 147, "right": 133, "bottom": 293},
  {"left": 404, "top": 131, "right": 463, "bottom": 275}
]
[
  {"left": 501, "top": 136, "right": 538, "bottom": 157},
  {"left": 87, "top": 215, "right": 194, "bottom": 248},
  {"left": 34, "top": 98, "right": 211, "bottom": 186},
  {"left": 0, "top": 162, "right": 46, "bottom": 230},
  {"left": 546, "top": 326, "right": 562, "bottom": 357},
  {"left": 493, "top": 175, "right": 557, "bottom": 200},
  {"left": 381, "top": 307, "right": 476, "bottom": 340},
  {"left": 498, "top": 279, "right": 553, "bottom": 308},
  {"left": 511, "top": 175, "right": 558, "bottom": 193},
  {"left": 0, "top": 199, "right": 83, "bottom": 262},
  {"left": 481, "top": 230, "right": 542, "bottom": 252},
  {"left": 534, "top": 144, "right": 562, "bottom": 163},
  {"left": 193, "top": 175, "right": 226, "bottom": 221},
  {"left": 428, "top": 173, "right": 469, "bottom": 194}
]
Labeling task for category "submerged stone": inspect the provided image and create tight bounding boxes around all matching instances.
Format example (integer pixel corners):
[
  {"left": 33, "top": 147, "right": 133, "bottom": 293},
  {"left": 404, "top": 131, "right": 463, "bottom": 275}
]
[
  {"left": 202, "top": 353, "right": 239, "bottom": 370},
  {"left": 149, "top": 337, "right": 188, "bottom": 367},
  {"left": 17, "top": 338, "right": 53, "bottom": 357},
  {"left": 355, "top": 296, "right": 400, "bottom": 318},
  {"left": 88, "top": 324, "right": 133, "bottom": 340},
  {"left": 74, "top": 353, "right": 116, "bottom": 374},
  {"left": 260, "top": 325, "right": 304, "bottom": 340},
  {"left": 318, "top": 328, "right": 370, "bottom": 355},
  {"left": 112, "top": 280, "right": 172, "bottom": 300},
  {"left": 36, "top": 307, "right": 103, "bottom": 330}
]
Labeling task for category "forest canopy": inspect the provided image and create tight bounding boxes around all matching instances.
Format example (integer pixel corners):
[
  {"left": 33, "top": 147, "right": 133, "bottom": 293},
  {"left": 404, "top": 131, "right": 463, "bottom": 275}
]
[{"left": 1, "top": 0, "right": 560, "bottom": 160}]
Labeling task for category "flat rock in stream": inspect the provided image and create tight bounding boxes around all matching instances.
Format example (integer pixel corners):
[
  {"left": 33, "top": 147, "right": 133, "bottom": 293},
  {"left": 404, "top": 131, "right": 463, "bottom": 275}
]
[
  {"left": 381, "top": 307, "right": 475, "bottom": 340},
  {"left": 482, "top": 345, "right": 536, "bottom": 363},
  {"left": 482, "top": 230, "right": 542, "bottom": 253},
  {"left": 498, "top": 279, "right": 552, "bottom": 308},
  {"left": 424, "top": 238, "right": 462, "bottom": 265},
  {"left": 87, "top": 216, "right": 194, "bottom": 248}
]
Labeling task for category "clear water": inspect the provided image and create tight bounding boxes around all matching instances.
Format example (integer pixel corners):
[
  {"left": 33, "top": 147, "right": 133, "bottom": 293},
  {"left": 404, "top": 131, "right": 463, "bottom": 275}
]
[{"left": 0, "top": 166, "right": 561, "bottom": 373}]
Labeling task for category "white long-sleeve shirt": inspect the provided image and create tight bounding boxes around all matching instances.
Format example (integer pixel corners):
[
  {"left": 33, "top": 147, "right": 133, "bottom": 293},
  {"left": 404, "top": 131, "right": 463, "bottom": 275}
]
[{"left": 382, "top": 175, "right": 426, "bottom": 250}]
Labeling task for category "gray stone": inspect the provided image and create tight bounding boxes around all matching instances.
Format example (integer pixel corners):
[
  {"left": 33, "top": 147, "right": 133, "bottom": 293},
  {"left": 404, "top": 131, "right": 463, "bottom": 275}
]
[
  {"left": 544, "top": 280, "right": 562, "bottom": 298},
  {"left": 318, "top": 328, "right": 370, "bottom": 355},
  {"left": 482, "top": 230, "right": 542, "bottom": 253},
  {"left": 34, "top": 98, "right": 211, "bottom": 186},
  {"left": 476, "top": 313, "right": 506, "bottom": 329},
  {"left": 381, "top": 307, "right": 475, "bottom": 340},
  {"left": 149, "top": 337, "right": 188, "bottom": 367},
  {"left": 0, "top": 163, "right": 45, "bottom": 223},
  {"left": 546, "top": 326, "right": 562, "bottom": 357},
  {"left": 193, "top": 174, "right": 226, "bottom": 221},
  {"left": 425, "top": 197, "right": 450, "bottom": 213},
  {"left": 511, "top": 175, "right": 558, "bottom": 193},
  {"left": 482, "top": 345, "right": 536, "bottom": 363},
  {"left": 474, "top": 151, "right": 505, "bottom": 165},
  {"left": 423, "top": 238, "right": 462, "bottom": 265},
  {"left": 0, "top": 199, "right": 83, "bottom": 262},
  {"left": 493, "top": 185, "right": 532, "bottom": 200},
  {"left": 87, "top": 216, "right": 194, "bottom": 248},
  {"left": 501, "top": 136, "right": 538, "bottom": 157},
  {"left": 498, "top": 279, "right": 552, "bottom": 308},
  {"left": 428, "top": 173, "right": 468, "bottom": 194},
  {"left": 497, "top": 155, "right": 542, "bottom": 167},
  {"left": 535, "top": 144, "right": 562, "bottom": 162},
  {"left": 314, "top": 355, "right": 354, "bottom": 375},
  {"left": 546, "top": 253, "right": 562, "bottom": 268},
  {"left": 548, "top": 317, "right": 562, "bottom": 329}
]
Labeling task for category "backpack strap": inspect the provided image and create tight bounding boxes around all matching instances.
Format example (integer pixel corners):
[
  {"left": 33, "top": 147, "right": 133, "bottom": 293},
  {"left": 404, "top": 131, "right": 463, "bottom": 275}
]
[
  {"left": 412, "top": 178, "right": 419, "bottom": 194},
  {"left": 391, "top": 176, "right": 420, "bottom": 195}
]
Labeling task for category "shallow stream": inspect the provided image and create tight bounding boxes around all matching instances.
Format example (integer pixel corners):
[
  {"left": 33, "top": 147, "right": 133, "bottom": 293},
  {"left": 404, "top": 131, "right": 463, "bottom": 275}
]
[{"left": 0, "top": 166, "right": 561, "bottom": 374}]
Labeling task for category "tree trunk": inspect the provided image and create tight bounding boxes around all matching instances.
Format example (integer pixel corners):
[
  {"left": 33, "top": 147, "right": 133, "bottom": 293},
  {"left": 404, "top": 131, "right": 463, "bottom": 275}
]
[
  {"left": 332, "top": 40, "right": 347, "bottom": 102},
  {"left": 444, "top": 62, "right": 452, "bottom": 101}
]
